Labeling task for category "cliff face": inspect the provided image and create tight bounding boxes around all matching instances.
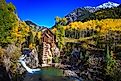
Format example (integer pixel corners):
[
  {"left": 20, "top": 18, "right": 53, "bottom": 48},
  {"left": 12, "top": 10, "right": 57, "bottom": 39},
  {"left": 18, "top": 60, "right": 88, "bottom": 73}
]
[
  {"left": 0, "top": 44, "right": 40, "bottom": 81},
  {"left": 24, "top": 48, "right": 40, "bottom": 68}
]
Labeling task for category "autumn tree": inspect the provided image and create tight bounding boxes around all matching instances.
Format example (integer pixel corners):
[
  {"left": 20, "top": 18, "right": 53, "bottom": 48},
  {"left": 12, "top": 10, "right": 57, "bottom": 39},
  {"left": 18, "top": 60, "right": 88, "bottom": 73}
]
[
  {"left": 55, "top": 16, "right": 67, "bottom": 50},
  {"left": 0, "top": 0, "right": 18, "bottom": 47}
]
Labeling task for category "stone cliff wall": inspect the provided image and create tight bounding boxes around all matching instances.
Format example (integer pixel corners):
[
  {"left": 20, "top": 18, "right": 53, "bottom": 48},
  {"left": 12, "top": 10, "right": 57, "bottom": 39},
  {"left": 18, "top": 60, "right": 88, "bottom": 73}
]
[{"left": 0, "top": 44, "right": 40, "bottom": 81}]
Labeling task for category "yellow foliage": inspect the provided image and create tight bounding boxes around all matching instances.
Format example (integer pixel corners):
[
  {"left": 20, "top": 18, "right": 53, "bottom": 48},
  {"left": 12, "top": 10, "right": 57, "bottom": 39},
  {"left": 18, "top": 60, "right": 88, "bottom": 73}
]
[
  {"left": 32, "top": 31, "right": 36, "bottom": 37},
  {"left": 0, "top": 48, "right": 5, "bottom": 57},
  {"left": 25, "top": 26, "right": 30, "bottom": 32},
  {"left": 37, "top": 32, "right": 41, "bottom": 39},
  {"left": 29, "top": 43, "right": 33, "bottom": 49},
  {"left": 52, "top": 28, "right": 57, "bottom": 33},
  {"left": 64, "top": 19, "right": 121, "bottom": 34},
  {"left": 29, "top": 43, "right": 35, "bottom": 49},
  {"left": 11, "top": 21, "right": 30, "bottom": 44}
]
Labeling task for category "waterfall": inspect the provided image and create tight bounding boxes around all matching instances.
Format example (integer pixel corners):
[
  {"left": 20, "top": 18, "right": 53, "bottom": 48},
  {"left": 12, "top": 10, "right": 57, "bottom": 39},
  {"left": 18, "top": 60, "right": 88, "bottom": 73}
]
[{"left": 19, "top": 55, "right": 41, "bottom": 74}]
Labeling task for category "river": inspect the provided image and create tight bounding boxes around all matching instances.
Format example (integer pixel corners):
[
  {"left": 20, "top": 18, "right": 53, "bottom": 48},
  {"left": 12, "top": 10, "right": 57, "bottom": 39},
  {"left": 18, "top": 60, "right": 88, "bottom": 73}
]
[
  {"left": 19, "top": 55, "right": 81, "bottom": 81},
  {"left": 23, "top": 67, "right": 81, "bottom": 81}
]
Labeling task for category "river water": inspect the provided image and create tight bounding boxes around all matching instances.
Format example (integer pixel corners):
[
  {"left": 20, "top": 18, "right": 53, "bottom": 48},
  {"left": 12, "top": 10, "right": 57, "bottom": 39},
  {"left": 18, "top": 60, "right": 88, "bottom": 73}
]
[
  {"left": 19, "top": 56, "right": 81, "bottom": 81},
  {"left": 23, "top": 67, "right": 81, "bottom": 81}
]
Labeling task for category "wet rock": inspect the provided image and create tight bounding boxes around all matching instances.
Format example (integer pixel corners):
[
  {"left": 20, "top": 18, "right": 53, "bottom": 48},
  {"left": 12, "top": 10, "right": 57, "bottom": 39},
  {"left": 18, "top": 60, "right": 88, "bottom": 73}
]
[
  {"left": 64, "top": 70, "right": 80, "bottom": 78},
  {"left": 24, "top": 48, "right": 39, "bottom": 68}
]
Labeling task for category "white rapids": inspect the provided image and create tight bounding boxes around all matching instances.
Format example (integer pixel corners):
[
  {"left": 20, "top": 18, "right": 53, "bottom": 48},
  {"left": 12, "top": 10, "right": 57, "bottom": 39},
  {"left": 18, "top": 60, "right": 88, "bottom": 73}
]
[{"left": 19, "top": 55, "right": 41, "bottom": 74}]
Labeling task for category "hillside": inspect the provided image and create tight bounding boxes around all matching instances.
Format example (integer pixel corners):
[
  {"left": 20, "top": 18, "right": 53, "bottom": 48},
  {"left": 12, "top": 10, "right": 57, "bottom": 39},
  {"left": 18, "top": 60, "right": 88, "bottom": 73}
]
[
  {"left": 65, "top": 1, "right": 121, "bottom": 23},
  {"left": 51, "top": 2, "right": 121, "bottom": 80},
  {"left": 25, "top": 20, "right": 46, "bottom": 31}
]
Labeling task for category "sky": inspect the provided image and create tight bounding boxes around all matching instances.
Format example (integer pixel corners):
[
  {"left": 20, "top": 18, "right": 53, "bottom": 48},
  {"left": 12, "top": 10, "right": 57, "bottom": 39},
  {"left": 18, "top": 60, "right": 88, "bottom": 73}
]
[{"left": 6, "top": 0, "right": 121, "bottom": 28}]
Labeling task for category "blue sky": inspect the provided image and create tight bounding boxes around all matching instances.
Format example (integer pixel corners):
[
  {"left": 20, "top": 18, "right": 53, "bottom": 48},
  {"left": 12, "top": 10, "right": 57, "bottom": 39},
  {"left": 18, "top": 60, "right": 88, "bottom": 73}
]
[{"left": 6, "top": 0, "right": 121, "bottom": 28}]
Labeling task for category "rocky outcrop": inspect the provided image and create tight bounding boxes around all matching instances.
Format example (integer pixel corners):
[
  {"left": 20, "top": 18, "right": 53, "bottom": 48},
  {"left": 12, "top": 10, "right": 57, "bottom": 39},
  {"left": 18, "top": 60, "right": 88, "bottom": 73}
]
[
  {"left": 0, "top": 44, "right": 40, "bottom": 81},
  {"left": 64, "top": 70, "right": 78, "bottom": 77},
  {"left": 25, "top": 48, "right": 39, "bottom": 68}
]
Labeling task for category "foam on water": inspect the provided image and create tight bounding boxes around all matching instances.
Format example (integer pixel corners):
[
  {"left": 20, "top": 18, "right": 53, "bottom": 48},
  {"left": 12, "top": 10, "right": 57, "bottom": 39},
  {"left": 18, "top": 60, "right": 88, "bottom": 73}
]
[{"left": 19, "top": 55, "right": 41, "bottom": 74}]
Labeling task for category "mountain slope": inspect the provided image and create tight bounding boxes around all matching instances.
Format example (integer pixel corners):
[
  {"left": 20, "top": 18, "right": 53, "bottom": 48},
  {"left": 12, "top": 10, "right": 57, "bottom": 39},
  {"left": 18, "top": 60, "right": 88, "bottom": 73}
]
[
  {"left": 96, "top": 1, "right": 119, "bottom": 9},
  {"left": 65, "top": 1, "right": 121, "bottom": 23},
  {"left": 65, "top": 8, "right": 93, "bottom": 23},
  {"left": 25, "top": 20, "right": 46, "bottom": 31}
]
